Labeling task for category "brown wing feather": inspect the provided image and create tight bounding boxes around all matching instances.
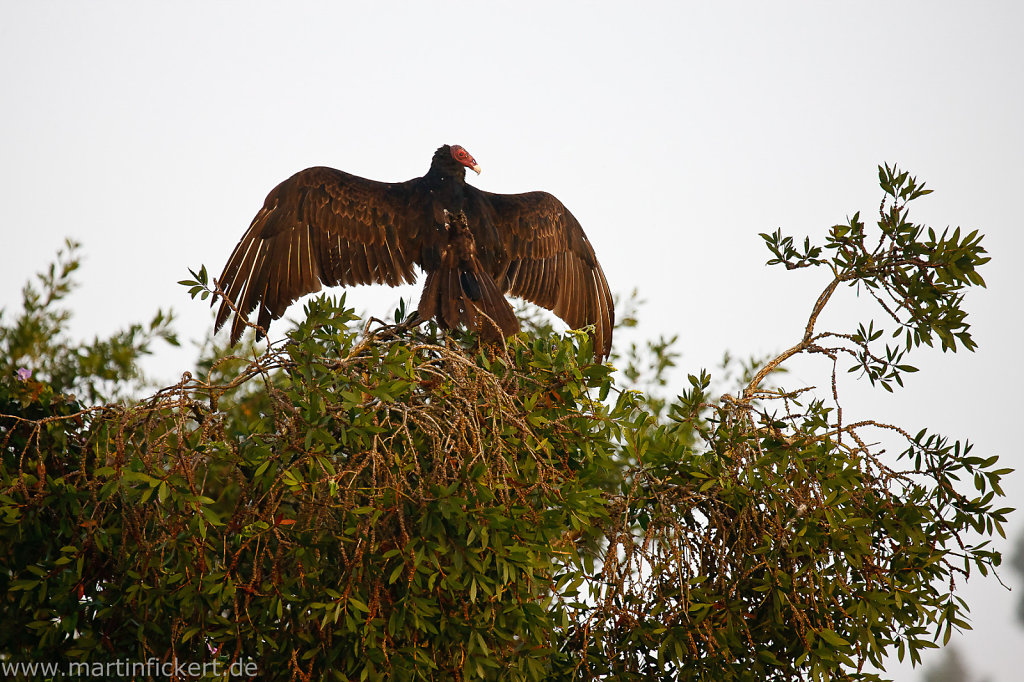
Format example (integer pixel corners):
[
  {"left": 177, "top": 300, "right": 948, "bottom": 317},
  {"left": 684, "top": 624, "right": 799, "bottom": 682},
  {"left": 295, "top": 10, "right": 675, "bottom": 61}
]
[
  {"left": 466, "top": 188, "right": 615, "bottom": 359},
  {"left": 215, "top": 167, "right": 424, "bottom": 344}
]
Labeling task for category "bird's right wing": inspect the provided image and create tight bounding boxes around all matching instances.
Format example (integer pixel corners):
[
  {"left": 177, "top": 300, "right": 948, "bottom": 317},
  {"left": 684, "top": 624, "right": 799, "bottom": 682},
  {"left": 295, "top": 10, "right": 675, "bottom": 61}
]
[
  {"left": 467, "top": 188, "right": 615, "bottom": 360},
  {"left": 214, "top": 167, "right": 426, "bottom": 344}
]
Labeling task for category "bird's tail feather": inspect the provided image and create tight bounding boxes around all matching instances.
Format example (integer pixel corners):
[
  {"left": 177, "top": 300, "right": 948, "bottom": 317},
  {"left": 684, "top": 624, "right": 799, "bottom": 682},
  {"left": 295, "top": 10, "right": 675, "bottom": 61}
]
[{"left": 418, "top": 261, "right": 518, "bottom": 342}]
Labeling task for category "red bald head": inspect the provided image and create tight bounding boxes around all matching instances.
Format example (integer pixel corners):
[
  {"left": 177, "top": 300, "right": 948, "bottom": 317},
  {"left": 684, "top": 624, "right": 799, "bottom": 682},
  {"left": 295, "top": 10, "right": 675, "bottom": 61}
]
[{"left": 450, "top": 145, "right": 482, "bottom": 174}]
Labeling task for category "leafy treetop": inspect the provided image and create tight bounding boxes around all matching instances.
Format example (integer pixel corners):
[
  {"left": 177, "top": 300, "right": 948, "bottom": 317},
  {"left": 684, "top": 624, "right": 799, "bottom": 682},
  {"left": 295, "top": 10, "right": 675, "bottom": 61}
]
[{"left": 0, "top": 165, "right": 1009, "bottom": 681}]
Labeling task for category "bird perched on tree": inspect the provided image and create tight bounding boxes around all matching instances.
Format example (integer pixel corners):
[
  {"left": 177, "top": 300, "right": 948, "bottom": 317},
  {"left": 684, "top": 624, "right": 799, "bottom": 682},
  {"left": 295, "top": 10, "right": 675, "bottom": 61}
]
[{"left": 214, "top": 144, "right": 614, "bottom": 359}]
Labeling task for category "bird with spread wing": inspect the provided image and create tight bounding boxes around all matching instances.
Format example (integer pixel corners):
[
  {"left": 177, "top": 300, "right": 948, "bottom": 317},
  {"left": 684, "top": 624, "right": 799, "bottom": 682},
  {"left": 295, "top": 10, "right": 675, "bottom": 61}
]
[{"left": 213, "top": 144, "right": 614, "bottom": 359}]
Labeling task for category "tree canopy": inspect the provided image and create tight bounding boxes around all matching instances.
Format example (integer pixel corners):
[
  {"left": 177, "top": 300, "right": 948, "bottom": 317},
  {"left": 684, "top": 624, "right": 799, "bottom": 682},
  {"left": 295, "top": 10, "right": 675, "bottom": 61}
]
[{"left": 0, "top": 165, "right": 1010, "bottom": 681}]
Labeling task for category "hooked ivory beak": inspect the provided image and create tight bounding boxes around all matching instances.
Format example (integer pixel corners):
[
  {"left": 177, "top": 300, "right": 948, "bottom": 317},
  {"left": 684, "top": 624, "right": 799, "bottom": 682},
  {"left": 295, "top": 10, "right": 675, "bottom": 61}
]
[{"left": 471, "top": 165, "right": 482, "bottom": 175}]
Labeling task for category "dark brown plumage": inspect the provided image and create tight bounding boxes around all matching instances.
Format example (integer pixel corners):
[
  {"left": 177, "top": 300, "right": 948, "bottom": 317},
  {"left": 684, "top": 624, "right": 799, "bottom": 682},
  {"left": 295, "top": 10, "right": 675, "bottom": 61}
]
[{"left": 214, "top": 144, "right": 614, "bottom": 359}]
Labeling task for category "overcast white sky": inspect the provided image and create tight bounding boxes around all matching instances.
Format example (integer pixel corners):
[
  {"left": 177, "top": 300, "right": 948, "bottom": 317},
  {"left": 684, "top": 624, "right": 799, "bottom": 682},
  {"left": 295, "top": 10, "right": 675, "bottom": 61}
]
[{"left": 2, "top": 2, "right": 1022, "bottom": 679}]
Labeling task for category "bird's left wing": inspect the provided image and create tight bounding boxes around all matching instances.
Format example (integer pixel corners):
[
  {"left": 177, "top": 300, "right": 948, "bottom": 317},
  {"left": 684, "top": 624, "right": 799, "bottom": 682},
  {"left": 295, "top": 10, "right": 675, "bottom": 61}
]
[
  {"left": 214, "top": 167, "right": 425, "bottom": 344},
  {"left": 467, "top": 188, "right": 615, "bottom": 360}
]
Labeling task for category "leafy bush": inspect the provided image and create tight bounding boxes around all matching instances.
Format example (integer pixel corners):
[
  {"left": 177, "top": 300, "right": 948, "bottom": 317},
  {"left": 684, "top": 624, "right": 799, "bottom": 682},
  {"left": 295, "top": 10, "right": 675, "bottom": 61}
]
[{"left": 0, "top": 166, "right": 1010, "bottom": 681}]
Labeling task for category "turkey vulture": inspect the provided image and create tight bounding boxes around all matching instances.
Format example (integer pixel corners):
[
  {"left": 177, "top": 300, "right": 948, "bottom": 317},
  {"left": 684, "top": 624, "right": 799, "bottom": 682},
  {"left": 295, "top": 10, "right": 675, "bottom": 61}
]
[{"left": 214, "top": 144, "right": 614, "bottom": 359}]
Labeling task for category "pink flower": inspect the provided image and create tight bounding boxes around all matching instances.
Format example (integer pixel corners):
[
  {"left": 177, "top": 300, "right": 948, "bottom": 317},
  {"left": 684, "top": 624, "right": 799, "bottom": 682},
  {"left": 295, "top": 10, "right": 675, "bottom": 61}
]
[{"left": 15, "top": 367, "right": 31, "bottom": 382}]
